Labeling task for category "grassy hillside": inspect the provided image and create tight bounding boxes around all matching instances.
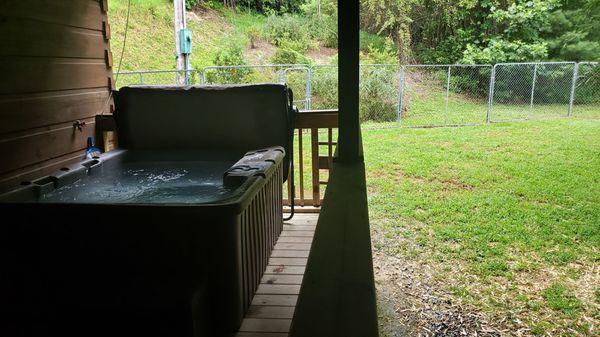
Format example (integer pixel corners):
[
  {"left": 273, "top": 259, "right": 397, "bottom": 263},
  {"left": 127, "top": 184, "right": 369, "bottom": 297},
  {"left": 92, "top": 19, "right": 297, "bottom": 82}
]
[
  {"left": 108, "top": 0, "right": 392, "bottom": 71},
  {"left": 109, "top": 0, "right": 267, "bottom": 70}
]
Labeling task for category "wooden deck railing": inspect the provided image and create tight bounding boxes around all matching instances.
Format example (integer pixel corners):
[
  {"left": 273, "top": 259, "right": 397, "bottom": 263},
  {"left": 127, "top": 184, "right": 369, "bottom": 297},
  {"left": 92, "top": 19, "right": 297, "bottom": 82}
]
[{"left": 284, "top": 109, "right": 338, "bottom": 211}]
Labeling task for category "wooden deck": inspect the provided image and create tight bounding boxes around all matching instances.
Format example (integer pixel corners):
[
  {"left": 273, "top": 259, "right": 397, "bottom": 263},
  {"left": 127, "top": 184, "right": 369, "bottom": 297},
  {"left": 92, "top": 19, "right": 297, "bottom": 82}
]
[{"left": 235, "top": 213, "right": 318, "bottom": 337}]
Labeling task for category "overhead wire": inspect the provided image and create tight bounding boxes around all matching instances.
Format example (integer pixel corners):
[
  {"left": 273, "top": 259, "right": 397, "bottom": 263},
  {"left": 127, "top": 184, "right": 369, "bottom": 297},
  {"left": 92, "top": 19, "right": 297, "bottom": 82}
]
[{"left": 101, "top": 0, "right": 132, "bottom": 115}]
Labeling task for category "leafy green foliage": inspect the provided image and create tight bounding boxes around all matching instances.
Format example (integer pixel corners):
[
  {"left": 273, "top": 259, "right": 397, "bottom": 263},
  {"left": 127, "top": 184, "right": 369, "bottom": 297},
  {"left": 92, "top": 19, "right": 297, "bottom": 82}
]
[
  {"left": 271, "top": 48, "right": 311, "bottom": 64},
  {"left": 360, "top": 40, "right": 398, "bottom": 64},
  {"left": 543, "top": 0, "right": 600, "bottom": 61},
  {"left": 575, "top": 64, "right": 600, "bottom": 104},
  {"left": 360, "top": 0, "right": 411, "bottom": 62},
  {"left": 206, "top": 44, "right": 252, "bottom": 83},
  {"left": 363, "top": 0, "right": 598, "bottom": 64},
  {"left": 264, "top": 14, "right": 311, "bottom": 52},
  {"left": 263, "top": 7, "right": 337, "bottom": 54},
  {"left": 310, "top": 67, "right": 338, "bottom": 109},
  {"left": 246, "top": 25, "right": 262, "bottom": 48},
  {"left": 204, "top": 0, "right": 306, "bottom": 14},
  {"left": 359, "top": 68, "right": 398, "bottom": 121},
  {"left": 462, "top": 39, "right": 549, "bottom": 64},
  {"left": 185, "top": 0, "right": 200, "bottom": 10}
]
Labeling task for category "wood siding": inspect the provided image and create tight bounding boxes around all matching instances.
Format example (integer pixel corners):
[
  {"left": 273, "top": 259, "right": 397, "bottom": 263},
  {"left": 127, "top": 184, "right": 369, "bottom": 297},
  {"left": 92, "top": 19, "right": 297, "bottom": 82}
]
[{"left": 0, "top": 0, "right": 113, "bottom": 191}]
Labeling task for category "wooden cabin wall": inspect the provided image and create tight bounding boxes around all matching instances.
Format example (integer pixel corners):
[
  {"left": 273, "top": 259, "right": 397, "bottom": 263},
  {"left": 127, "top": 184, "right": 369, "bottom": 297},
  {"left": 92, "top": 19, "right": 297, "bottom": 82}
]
[{"left": 0, "top": 0, "right": 114, "bottom": 192}]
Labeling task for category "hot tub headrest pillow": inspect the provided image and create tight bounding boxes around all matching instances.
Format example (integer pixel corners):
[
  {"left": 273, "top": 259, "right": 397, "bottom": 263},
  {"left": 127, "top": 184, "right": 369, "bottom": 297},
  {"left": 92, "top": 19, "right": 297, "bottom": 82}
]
[{"left": 113, "top": 84, "right": 294, "bottom": 181}]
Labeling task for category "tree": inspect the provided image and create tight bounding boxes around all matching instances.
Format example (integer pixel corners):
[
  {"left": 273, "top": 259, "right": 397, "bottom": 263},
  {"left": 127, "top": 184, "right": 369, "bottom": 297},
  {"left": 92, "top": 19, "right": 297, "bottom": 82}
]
[{"left": 543, "top": 0, "right": 600, "bottom": 61}]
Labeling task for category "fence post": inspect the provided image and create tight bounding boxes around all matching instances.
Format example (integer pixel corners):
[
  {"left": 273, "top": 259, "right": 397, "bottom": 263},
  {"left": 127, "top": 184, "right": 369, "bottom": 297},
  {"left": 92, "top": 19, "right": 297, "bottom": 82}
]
[
  {"left": 306, "top": 67, "right": 312, "bottom": 111},
  {"left": 487, "top": 65, "right": 497, "bottom": 123},
  {"left": 139, "top": 72, "right": 144, "bottom": 85},
  {"left": 445, "top": 66, "right": 451, "bottom": 125},
  {"left": 200, "top": 69, "right": 206, "bottom": 85},
  {"left": 568, "top": 63, "right": 579, "bottom": 117},
  {"left": 397, "top": 66, "right": 406, "bottom": 123},
  {"left": 530, "top": 63, "right": 538, "bottom": 111}
]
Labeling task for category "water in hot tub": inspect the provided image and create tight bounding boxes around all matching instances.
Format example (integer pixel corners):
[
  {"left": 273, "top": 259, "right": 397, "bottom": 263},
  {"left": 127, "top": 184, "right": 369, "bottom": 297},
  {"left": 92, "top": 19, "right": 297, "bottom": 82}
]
[{"left": 41, "top": 161, "right": 242, "bottom": 204}]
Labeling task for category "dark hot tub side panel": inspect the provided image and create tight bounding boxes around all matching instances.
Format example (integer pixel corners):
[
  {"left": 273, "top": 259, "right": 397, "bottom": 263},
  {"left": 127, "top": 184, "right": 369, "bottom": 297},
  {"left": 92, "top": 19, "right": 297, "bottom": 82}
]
[{"left": 0, "top": 148, "right": 284, "bottom": 337}]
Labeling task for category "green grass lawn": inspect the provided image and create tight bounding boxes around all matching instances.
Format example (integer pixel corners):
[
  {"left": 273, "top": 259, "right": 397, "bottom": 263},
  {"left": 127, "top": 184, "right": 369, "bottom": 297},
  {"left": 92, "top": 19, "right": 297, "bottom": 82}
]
[
  {"left": 398, "top": 82, "right": 600, "bottom": 127},
  {"left": 363, "top": 118, "right": 600, "bottom": 336}
]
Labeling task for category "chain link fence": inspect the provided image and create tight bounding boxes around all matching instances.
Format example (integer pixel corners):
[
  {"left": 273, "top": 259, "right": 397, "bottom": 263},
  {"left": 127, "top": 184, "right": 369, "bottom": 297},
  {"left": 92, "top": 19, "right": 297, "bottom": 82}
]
[
  {"left": 572, "top": 62, "right": 600, "bottom": 118},
  {"left": 116, "top": 61, "right": 600, "bottom": 127},
  {"left": 489, "top": 62, "right": 578, "bottom": 122}
]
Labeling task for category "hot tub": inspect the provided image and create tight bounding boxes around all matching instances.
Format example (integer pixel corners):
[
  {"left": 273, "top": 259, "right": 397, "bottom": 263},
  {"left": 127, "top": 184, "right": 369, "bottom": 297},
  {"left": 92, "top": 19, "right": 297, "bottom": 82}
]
[{"left": 0, "top": 84, "right": 295, "bottom": 337}]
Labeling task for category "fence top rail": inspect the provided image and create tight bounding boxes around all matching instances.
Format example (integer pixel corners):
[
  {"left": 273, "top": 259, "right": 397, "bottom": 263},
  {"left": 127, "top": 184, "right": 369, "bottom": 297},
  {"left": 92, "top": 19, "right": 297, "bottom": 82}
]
[
  {"left": 203, "top": 64, "right": 310, "bottom": 70},
  {"left": 283, "top": 66, "right": 312, "bottom": 72},
  {"left": 403, "top": 64, "right": 493, "bottom": 68},
  {"left": 313, "top": 64, "right": 494, "bottom": 68},
  {"left": 360, "top": 64, "right": 401, "bottom": 67},
  {"left": 116, "top": 69, "right": 203, "bottom": 75},
  {"left": 494, "top": 61, "right": 577, "bottom": 66}
]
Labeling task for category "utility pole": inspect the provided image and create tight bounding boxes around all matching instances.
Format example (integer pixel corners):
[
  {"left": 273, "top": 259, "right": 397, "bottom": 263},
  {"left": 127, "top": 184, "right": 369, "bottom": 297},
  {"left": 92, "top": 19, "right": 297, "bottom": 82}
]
[
  {"left": 317, "top": 0, "right": 321, "bottom": 17},
  {"left": 174, "top": 0, "right": 191, "bottom": 84}
]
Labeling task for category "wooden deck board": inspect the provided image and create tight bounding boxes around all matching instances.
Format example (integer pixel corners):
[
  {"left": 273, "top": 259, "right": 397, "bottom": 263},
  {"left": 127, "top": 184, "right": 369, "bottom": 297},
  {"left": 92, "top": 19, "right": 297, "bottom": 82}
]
[
  {"left": 282, "top": 225, "right": 316, "bottom": 231},
  {"left": 271, "top": 250, "right": 310, "bottom": 258},
  {"left": 276, "top": 236, "right": 313, "bottom": 243},
  {"left": 264, "top": 265, "right": 306, "bottom": 275},
  {"left": 236, "top": 333, "right": 289, "bottom": 337},
  {"left": 236, "top": 213, "right": 318, "bottom": 337},
  {"left": 246, "top": 306, "right": 296, "bottom": 319},
  {"left": 269, "top": 258, "right": 308, "bottom": 266},
  {"left": 239, "top": 319, "right": 292, "bottom": 333},
  {"left": 251, "top": 294, "right": 298, "bottom": 306},
  {"left": 261, "top": 274, "right": 304, "bottom": 285},
  {"left": 256, "top": 284, "right": 301, "bottom": 295},
  {"left": 279, "top": 231, "right": 315, "bottom": 237},
  {"left": 273, "top": 243, "right": 312, "bottom": 250}
]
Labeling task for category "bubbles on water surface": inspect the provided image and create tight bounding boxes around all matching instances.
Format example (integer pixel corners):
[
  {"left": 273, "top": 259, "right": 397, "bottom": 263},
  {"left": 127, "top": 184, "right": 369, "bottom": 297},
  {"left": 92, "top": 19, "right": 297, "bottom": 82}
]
[{"left": 42, "top": 161, "right": 240, "bottom": 204}]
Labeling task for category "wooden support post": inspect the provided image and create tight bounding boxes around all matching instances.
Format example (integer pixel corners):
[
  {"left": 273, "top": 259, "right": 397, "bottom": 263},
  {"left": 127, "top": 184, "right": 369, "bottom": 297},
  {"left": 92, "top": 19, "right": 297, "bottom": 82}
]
[
  {"left": 298, "top": 129, "right": 305, "bottom": 206},
  {"left": 337, "top": 0, "right": 360, "bottom": 163}
]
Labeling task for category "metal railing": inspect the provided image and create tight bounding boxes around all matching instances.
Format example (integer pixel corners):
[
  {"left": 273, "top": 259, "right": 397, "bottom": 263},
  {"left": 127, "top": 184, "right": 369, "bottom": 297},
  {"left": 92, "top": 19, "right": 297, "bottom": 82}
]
[{"left": 116, "top": 61, "right": 599, "bottom": 128}]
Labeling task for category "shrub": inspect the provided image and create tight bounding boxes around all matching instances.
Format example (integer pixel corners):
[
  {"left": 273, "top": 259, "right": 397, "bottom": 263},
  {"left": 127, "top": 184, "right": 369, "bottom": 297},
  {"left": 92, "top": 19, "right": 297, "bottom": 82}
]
[
  {"left": 359, "top": 67, "right": 398, "bottom": 122},
  {"left": 491, "top": 64, "right": 576, "bottom": 104},
  {"left": 449, "top": 67, "right": 493, "bottom": 99},
  {"left": 312, "top": 66, "right": 399, "bottom": 122},
  {"left": 206, "top": 45, "right": 252, "bottom": 84},
  {"left": 246, "top": 25, "right": 262, "bottom": 49},
  {"left": 575, "top": 64, "right": 600, "bottom": 104},
  {"left": 362, "top": 42, "right": 398, "bottom": 64},
  {"left": 235, "top": 0, "right": 305, "bottom": 14},
  {"left": 308, "top": 16, "right": 337, "bottom": 48},
  {"left": 185, "top": 0, "right": 200, "bottom": 10},
  {"left": 264, "top": 14, "right": 311, "bottom": 52},
  {"left": 311, "top": 67, "right": 338, "bottom": 110},
  {"left": 271, "top": 48, "right": 311, "bottom": 65}
]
